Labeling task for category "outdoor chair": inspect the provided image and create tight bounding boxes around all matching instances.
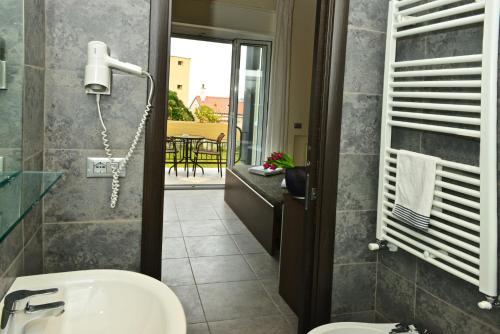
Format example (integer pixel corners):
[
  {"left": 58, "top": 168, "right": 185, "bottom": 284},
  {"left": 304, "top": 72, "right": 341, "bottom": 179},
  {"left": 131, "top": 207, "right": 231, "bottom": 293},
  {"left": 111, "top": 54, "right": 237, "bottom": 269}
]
[
  {"left": 166, "top": 137, "right": 179, "bottom": 176},
  {"left": 193, "top": 133, "right": 225, "bottom": 178}
]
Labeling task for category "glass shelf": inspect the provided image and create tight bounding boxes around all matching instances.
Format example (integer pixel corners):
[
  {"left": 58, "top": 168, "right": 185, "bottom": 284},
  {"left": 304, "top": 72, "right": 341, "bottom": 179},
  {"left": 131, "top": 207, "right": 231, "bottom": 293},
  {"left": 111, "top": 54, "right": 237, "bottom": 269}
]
[{"left": 0, "top": 171, "right": 63, "bottom": 243}]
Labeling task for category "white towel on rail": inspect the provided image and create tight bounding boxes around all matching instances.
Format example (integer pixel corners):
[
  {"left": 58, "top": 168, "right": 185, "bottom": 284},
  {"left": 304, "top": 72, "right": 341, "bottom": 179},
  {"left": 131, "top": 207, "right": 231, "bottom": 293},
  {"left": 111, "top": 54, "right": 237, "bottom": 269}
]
[{"left": 392, "top": 150, "right": 439, "bottom": 230}]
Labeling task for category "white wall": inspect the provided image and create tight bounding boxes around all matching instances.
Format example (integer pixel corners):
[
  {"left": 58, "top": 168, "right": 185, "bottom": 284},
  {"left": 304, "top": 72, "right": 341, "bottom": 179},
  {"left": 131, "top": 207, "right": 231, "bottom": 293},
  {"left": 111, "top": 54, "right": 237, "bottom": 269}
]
[
  {"left": 172, "top": 0, "right": 317, "bottom": 166},
  {"left": 172, "top": 0, "right": 276, "bottom": 38},
  {"left": 287, "top": 0, "right": 316, "bottom": 165}
]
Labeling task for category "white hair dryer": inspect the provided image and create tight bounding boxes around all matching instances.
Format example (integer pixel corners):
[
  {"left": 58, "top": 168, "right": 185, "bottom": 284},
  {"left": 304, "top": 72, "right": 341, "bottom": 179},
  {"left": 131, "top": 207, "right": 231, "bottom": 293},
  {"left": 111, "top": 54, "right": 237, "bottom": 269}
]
[
  {"left": 84, "top": 41, "right": 154, "bottom": 209},
  {"left": 84, "top": 41, "right": 145, "bottom": 94}
]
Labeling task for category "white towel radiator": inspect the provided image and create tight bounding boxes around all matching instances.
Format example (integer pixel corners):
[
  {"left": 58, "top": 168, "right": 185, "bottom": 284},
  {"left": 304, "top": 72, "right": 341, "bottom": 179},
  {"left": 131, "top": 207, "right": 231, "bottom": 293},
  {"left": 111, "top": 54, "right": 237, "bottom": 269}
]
[{"left": 370, "top": 0, "right": 500, "bottom": 309}]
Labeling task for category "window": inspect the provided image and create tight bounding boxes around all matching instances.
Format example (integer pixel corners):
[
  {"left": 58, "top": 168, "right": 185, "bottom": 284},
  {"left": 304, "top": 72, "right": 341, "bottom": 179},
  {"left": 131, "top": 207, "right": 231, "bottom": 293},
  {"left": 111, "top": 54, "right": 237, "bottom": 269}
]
[
  {"left": 177, "top": 84, "right": 183, "bottom": 90},
  {"left": 178, "top": 60, "right": 183, "bottom": 66}
]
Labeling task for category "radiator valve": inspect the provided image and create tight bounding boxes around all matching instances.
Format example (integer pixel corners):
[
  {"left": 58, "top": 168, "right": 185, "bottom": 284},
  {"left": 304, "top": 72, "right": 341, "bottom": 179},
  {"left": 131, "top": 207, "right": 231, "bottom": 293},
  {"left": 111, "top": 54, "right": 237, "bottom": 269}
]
[
  {"left": 478, "top": 296, "right": 500, "bottom": 310},
  {"left": 368, "top": 240, "right": 398, "bottom": 252}
]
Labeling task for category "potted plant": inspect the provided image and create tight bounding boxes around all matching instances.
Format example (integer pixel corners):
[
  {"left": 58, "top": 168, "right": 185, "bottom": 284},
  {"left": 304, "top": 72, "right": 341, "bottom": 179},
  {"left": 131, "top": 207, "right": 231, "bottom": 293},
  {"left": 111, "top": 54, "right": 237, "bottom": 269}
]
[{"left": 264, "top": 152, "right": 307, "bottom": 198}]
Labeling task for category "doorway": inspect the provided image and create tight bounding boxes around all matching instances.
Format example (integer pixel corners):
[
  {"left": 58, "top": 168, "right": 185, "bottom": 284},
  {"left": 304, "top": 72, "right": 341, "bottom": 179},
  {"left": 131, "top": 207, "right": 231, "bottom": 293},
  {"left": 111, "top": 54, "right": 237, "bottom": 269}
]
[
  {"left": 162, "top": 35, "right": 292, "bottom": 332},
  {"left": 144, "top": 0, "right": 347, "bottom": 332},
  {"left": 165, "top": 37, "right": 233, "bottom": 188},
  {"left": 165, "top": 37, "right": 271, "bottom": 189}
]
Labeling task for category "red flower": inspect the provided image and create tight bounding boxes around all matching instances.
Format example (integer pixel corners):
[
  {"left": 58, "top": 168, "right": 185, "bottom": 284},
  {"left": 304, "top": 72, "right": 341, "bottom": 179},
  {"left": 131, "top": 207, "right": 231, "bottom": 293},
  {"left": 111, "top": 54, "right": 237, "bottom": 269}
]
[
  {"left": 263, "top": 162, "right": 270, "bottom": 169},
  {"left": 270, "top": 164, "right": 277, "bottom": 170}
]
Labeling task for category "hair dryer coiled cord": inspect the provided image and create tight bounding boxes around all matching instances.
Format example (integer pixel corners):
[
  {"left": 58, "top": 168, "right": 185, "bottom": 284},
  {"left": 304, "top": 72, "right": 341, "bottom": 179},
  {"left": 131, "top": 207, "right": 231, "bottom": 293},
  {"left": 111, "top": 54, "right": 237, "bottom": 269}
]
[{"left": 96, "top": 72, "right": 154, "bottom": 208}]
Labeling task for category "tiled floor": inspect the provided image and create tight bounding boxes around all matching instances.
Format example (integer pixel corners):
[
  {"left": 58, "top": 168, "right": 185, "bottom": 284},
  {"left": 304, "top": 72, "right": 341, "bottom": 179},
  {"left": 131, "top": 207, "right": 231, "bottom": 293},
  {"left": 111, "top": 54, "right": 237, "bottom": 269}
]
[
  {"left": 162, "top": 190, "right": 298, "bottom": 334},
  {"left": 165, "top": 168, "right": 226, "bottom": 187}
]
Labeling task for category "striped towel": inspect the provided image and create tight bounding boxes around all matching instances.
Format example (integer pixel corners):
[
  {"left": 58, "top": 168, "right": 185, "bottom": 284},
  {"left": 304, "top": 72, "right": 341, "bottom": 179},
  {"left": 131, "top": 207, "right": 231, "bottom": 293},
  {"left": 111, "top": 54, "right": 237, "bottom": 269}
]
[{"left": 392, "top": 150, "right": 439, "bottom": 230}]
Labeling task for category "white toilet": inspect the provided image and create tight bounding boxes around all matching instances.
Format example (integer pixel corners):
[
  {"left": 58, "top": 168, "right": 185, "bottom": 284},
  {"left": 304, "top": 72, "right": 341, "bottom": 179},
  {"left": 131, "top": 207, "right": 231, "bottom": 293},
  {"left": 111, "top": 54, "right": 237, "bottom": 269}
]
[{"left": 308, "top": 322, "right": 399, "bottom": 334}]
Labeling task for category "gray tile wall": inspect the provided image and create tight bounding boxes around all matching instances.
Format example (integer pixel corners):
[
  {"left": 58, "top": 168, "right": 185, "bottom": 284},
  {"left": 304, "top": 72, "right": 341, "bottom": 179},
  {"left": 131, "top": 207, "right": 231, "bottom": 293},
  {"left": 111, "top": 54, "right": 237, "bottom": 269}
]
[
  {"left": 0, "top": 0, "right": 46, "bottom": 299},
  {"left": 332, "top": 2, "right": 500, "bottom": 332},
  {"left": 373, "top": 14, "right": 500, "bottom": 334},
  {"left": 42, "top": 0, "right": 151, "bottom": 273},
  {"left": 330, "top": 0, "right": 388, "bottom": 322}
]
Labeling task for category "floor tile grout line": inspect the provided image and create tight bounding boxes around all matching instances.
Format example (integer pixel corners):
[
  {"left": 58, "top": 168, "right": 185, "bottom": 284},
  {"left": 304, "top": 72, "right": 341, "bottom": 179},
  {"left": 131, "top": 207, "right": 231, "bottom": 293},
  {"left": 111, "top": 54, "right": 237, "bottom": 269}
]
[
  {"left": 257, "top": 278, "right": 290, "bottom": 322},
  {"left": 163, "top": 189, "right": 297, "bottom": 332},
  {"left": 172, "top": 278, "right": 266, "bottom": 289},
  {"left": 174, "top": 276, "right": 261, "bottom": 287},
  {"left": 181, "top": 222, "right": 210, "bottom": 328},
  {"left": 194, "top": 279, "right": 286, "bottom": 328},
  {"left": 187, "top": 258, "right": 211, "bottom": 327},
  {"left": 241, "top": 252, "right": 261, "bottom": 281},
  {"left": 206, "top": 315, "right": 292, "bottom": 329},
  {"left": 188, "top": 253, "right": 258, "bottom": 285}
]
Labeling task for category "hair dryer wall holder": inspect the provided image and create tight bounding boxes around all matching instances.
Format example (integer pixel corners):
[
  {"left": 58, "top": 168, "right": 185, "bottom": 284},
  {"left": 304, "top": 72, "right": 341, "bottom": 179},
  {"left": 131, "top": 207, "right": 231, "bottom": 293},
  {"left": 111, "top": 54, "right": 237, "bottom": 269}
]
[{"left": 84, "top": 41, "right": 144, "bottom": 95}]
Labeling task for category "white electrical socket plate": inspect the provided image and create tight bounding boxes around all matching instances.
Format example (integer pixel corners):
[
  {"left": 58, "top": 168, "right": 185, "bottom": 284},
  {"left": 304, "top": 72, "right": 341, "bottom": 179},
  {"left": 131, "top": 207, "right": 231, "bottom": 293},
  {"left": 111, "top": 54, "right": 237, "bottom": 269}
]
[{"left": 86, "top": 157, "right": 126, "bottom": 178}]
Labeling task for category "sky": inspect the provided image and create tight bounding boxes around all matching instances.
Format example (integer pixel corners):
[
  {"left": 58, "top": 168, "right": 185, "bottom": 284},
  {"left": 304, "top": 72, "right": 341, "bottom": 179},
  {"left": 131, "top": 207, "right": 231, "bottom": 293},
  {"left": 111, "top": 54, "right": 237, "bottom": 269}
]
[{"left": 171, "top": 38, "right": 233, "bottom": 104}]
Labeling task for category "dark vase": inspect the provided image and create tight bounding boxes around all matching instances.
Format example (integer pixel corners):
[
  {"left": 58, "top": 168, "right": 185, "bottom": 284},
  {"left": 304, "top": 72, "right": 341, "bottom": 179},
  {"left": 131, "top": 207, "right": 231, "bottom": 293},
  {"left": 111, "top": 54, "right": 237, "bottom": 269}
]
[{"left": 285, "top": 167, "right": 307, "bottom": 198}]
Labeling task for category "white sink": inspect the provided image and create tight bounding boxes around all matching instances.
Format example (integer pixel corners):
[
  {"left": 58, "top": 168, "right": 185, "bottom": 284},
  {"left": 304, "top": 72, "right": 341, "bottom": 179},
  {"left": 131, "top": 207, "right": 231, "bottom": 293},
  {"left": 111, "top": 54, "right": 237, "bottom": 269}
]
[{"left": 0, "top": 270, "right": 186, "bottom": 334}]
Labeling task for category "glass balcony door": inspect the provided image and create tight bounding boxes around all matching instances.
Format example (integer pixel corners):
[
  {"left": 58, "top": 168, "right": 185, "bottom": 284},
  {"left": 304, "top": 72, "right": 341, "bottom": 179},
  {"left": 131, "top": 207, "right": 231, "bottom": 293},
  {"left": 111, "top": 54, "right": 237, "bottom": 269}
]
[{"left": 228, "top": 40, "right": 271, "bottom": 167}]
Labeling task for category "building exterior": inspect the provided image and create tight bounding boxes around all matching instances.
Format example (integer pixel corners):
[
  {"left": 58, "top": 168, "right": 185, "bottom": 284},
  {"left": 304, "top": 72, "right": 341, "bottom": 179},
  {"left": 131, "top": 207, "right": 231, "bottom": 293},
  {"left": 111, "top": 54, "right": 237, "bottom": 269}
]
[
  {"left": 189, "top": 95, "right": 244, "bottom": 124},
  {"left": 169, "top": 56, "right": 191, "bottom": 105}
]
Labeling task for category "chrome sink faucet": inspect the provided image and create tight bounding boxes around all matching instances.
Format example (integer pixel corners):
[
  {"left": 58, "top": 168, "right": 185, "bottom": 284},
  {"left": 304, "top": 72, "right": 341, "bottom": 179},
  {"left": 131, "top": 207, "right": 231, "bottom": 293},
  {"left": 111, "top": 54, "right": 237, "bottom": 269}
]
[{"left": 1, "top": 289, "right": 65, "bottom": 334}]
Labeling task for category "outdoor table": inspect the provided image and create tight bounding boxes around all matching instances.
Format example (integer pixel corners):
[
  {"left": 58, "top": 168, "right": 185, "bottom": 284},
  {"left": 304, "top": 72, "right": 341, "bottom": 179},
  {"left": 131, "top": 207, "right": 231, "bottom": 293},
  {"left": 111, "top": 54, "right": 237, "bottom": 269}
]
[{"left": 171, "top": 134, "right": 205, "bottom": 177}]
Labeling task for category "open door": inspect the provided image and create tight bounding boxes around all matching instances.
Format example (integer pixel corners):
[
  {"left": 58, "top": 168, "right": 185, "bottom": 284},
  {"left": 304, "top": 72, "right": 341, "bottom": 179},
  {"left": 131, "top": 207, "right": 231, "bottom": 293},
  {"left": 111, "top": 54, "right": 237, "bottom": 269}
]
[
  {"left": 143, "top": 0, "right": 350, "bottom": 329},
  {"left": 299, "top": 0, "right": 349, "bottom": 332},
  {"left": 228, "top": 40, "right": 271, "bottom": 168},
  {"left": 141, "top": 0, "right": 171, "bottom": 279}
]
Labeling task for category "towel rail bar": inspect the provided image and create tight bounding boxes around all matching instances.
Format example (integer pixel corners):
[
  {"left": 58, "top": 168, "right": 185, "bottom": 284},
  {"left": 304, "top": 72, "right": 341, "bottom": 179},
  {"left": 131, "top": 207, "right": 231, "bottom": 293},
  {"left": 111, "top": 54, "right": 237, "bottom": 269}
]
[
  {"left": 383, "top": 194, "right": 480, "bottom": 242},
  {"left": 387, "top": 121, "right": 481, "bottom": 138},
  {"left": 432, "top": 201, "right": 480, "bottom": 221},
  {"left": 436, "top": 170, "right": 480, "bottom": 186},
  {"left": 394, "top": 14, "right": 485, "bottom": 38},
  {"left": 434, "top": 181, "right": 480, "bottom": 198},
  {"left": 382, "top": 224, "right": 480, "bottom": 273},
  {"left": 390, "top": 91, "right": 482, "bottom": 100},
  {"left": 395, "top": 2, "right": 485, "bottom": 28},
  {"left": 383, "top": 235, "right": 480, "bottom": 286},
  {"left": 390, "top": 80, "right": 482, "bottom": 88},
  {"left": 396, "top": 0, "right": 464, "bottom": 16},
  {"left": 391, "top": 67, "right": 482, "bottom": 77},
  {"left": 383, "top": 182, "right": 481, "bottom": 210},
  {"left": 383, "top": 205, "right": 481, "bottom": 243},
  {"left": 390, "top": 101, "right": 482, "bottom": 113},
  {"left": 382, "top": 183, "right": 481, "bottom": 232},
  {"left": 432, "top": 209, "right": 480, "bottom": 232},
  {"left": 386, "top": 149, "right": 481, "bottom": 173},
  {"left": 384, "top": 165, "right": 481, "bottom": 186},
  {"left": 383, "top": 180, "right": 481, "bottom": 203},
  {"left": 392, "top": 54, "right": 482, "bottom": 67},
  {"left": 394, "top": 0, "right": 432, "bottom": 9},
  {"left": 384, "top": 201, "right": 481, "bottom": 239},
  {"left": 388, "top": 111, "right": 481, "bottom": 125},
  {"left": 434, "top": 191, "right": 480, "bottom": 210},
  {"left": 382, "top": 217, "right": 480, "bottom": 264},
  {"left": 384, "top": 187, "right": 481, "bottom": 213}
]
